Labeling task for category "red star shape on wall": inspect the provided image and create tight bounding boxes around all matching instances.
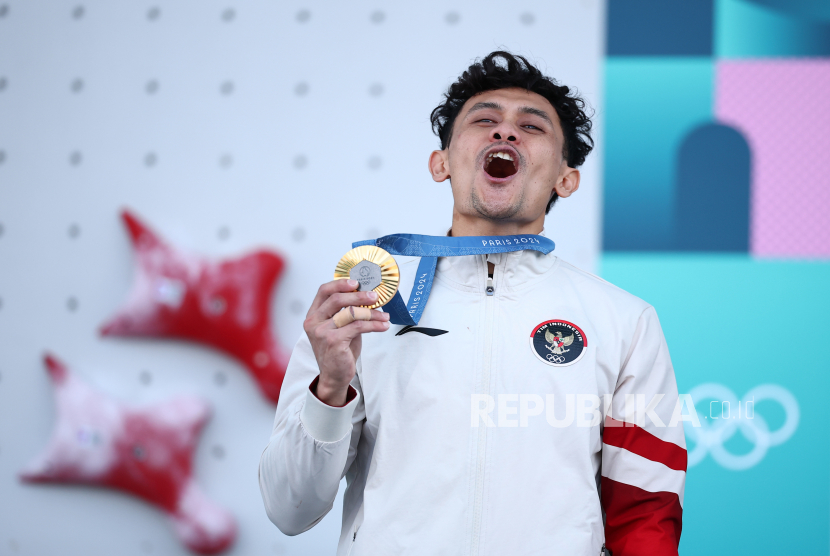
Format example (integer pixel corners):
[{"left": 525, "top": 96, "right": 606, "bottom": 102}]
[
  {"left": 20, "top": 354, "right": 237, "bottom": 554},
  {"left": 100, "top": 210, "right": 288, "bottom": 403}
]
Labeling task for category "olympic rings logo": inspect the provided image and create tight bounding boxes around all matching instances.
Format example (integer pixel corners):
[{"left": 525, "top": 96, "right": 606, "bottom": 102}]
[
  {"left": 546, "top": 354, "right": 566, "bottom": 364},
  {"left": 686, "top": 383, "right": 799, "bottom": 470}
]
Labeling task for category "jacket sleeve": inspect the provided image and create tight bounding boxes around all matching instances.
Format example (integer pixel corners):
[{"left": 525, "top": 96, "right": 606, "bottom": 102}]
[
  {"left": 258, "top": 334, "right": 365, "bottom": 536},
  {"left": 601, "top": 306, "right": 687, "bottom": 555}
]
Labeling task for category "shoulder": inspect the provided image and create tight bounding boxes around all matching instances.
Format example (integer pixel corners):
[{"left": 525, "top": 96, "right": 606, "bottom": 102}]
[{"left": 554, "top": 258, "right": 653, "bottom": 318}]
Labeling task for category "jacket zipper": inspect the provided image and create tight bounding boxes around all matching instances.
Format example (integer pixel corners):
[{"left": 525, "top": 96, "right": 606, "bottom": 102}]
[{"left": 471, "top": 261, "right": 496, "bottom": 555}]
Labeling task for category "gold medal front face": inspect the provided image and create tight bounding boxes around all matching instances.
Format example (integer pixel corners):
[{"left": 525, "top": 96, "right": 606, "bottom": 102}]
[{"left": 334, "top": 245, "right": 400, "bottom": 309}]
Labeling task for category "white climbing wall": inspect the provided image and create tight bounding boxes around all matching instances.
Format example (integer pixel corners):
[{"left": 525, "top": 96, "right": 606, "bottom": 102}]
[{"left": 0, "top": 1, "right": 604, "bottom": 554}]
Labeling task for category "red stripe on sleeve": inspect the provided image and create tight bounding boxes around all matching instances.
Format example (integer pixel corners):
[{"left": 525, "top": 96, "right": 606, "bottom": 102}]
[
  {"left": 601, "top": 476, "right": 682, "bottom": 556},
  {"left": 603, "top": 417, "right": 687, "bottom": 472}
]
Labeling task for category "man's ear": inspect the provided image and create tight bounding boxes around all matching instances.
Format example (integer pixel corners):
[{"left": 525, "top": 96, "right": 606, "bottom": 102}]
[
  {"left": 553, "top": 167, "right": 580, "bottom": 198},
  {"left": 429, "top": 150, "right": 451, "bottom": 182}
]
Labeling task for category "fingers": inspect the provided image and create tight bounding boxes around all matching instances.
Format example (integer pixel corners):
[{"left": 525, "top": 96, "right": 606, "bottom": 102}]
[
  {"left": 308, "top": 279, "right": 359, "bottom": 315},
  {"left": 333, "top": 306, "right": 391, "bottom": 328},
  {"left": 307, "top": 310, "right": 389, "bottom": 353},
  {"left": 304, "top": 279, "right": 393, "bottom": 340},
  {"left": 318, "top": 290, "right": 380, "bottom": 320},
  {"left": 333, "top": 307, "right": 358, "bottom": 328},
  {"left": 307, "top": 279, "right": 378, "bottom": 320},
  {"left": 333, "top": 306, "right": 370, "bottom": 328},
  {"left": 333, "top": 317, "right": 391, "bottom": 340}
]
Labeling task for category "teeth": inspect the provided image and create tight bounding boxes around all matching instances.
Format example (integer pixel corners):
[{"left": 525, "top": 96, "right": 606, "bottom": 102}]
[{"left": 487, "top": 152, "right": 514, "bottom": 162}]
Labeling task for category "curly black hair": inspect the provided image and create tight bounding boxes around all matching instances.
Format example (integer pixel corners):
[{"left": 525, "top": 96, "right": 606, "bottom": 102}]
[{"left": 430, "top": 51, "right": 594, "bottom": 212}]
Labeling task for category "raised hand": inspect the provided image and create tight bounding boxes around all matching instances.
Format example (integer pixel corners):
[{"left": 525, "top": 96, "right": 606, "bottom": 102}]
[{"left": 303, "top": 279, "right": 390, "bottom": 406}]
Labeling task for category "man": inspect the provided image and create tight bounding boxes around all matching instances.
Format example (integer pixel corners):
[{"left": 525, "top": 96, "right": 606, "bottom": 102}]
[{"left": 259, "top": 51, "right": 686, "bottom": 556}]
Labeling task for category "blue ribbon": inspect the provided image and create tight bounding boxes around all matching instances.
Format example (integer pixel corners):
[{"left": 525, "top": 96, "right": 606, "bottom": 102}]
[{"left": 352, "top": 234, "right": 555, "bottom": 325}]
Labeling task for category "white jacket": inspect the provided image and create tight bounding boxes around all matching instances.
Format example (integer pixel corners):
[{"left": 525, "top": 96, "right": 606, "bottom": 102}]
[{"left": 259, "top": 249, "right": 687, "bottom": 556}]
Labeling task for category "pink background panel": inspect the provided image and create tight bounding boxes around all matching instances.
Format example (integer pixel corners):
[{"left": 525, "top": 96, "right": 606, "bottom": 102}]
[{"left": 716, "top": 60, "right": 830, "bottom": 259}]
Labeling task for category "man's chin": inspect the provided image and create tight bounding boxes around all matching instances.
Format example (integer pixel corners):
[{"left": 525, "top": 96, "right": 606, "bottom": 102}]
[{"left": 471, "top": 195, "right": 522, "bottom": 221}]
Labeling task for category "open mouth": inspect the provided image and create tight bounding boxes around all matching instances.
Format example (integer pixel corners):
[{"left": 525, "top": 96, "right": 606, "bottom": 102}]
[{"left": 484, "top": 151, "right": 518, "bottom": 179}]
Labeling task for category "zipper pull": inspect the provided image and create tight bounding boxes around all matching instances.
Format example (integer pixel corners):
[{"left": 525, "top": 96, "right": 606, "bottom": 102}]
[{"left": 485, "top": 277, "right": 495, "bottom": 296}]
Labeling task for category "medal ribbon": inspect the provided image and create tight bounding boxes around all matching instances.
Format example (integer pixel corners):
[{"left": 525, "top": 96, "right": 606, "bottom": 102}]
[{"left": 352, "top": 234, "right": 555, "bottom": 325}]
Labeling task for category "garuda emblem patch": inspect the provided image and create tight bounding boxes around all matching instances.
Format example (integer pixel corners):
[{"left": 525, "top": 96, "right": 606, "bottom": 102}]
[{"left": 530, "top": 320, "right": 587, "bottom": 367}]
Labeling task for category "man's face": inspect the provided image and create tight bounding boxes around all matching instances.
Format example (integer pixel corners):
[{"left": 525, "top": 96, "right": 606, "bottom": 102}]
[{"left": 430, "top": 87, "right": 578, "bottom": 224}]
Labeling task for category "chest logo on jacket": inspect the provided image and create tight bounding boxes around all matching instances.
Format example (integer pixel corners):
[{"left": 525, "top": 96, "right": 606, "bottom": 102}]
[
  {"left": 530, "top": 320, "right": 587, "bottom": 366},
  {"left": 395, "top": 325, "right": 448, "bottom": 337}
]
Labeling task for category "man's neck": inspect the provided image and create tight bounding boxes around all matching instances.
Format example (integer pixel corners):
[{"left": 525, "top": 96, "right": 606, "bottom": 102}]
[{"left": 449, "top": 213, "right": 545, "bottom": 237}]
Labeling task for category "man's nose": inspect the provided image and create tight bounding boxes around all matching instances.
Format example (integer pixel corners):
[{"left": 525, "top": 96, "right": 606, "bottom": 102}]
[{"left": 491, "top": 121, "right": 520, "bottom": 143}]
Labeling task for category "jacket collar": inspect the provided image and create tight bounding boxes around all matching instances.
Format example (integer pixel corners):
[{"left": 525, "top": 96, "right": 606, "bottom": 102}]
[{"left": 435, "top": 229, "right": 558, "bottom": 293}]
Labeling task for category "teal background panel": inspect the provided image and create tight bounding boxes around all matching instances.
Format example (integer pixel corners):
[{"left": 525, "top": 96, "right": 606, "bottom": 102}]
[
  {"left": 716, "top": 0, "right": 830, "bottom": 58},
  {"left": 603, "top": 59, "right": 713, "bottom": 251},
  {"left": 674, "top": 123, "right": 750, "bottom": 251},
  {"left": 601, "top": 254, "right": 830, "bottom": 554},
  {"left": 607, "top": 0, "right": 714, "bottom": 56},
  {"left": 746, "top": 0, "right": 830, "bottom": 21}
]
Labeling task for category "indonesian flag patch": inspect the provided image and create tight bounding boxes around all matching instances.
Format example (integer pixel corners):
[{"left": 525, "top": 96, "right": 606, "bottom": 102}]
[{"left": 530, "top": 320, "right": 587, "bottom": 367}]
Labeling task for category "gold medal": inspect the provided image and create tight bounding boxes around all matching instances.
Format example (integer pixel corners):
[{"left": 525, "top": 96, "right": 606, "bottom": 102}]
[{"left": 334, "top": 245, "right": 399, "bottom": 309}]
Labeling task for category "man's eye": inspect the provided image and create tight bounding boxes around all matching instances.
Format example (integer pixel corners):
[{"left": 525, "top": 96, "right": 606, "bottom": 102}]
[
  {"left": 476, "top": 118, "right": 495, "bottom": 123},
  {"left": 524, "top": 125, "right": 541, "bottom": 130}
]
